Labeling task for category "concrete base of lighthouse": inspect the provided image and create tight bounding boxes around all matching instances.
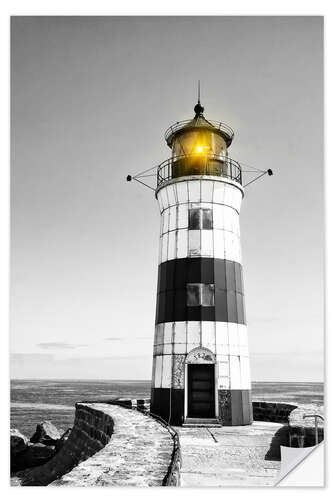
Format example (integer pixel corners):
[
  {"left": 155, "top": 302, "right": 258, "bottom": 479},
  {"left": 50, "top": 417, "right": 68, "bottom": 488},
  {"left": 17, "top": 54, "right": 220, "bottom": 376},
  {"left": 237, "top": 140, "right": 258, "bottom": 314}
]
[{"left": 150, "top": 388, "right": 253, "bottom": 426}]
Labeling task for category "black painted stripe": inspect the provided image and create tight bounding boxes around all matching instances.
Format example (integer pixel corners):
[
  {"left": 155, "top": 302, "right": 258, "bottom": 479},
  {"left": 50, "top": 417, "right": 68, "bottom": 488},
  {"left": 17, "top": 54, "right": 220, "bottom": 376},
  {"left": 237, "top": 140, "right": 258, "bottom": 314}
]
[
  {"left": 155, "top": 258, "right": 246, "bottom": 325},
  {"left": 150, "top": 388, "right": 184, "bottom": 425},
  {"left": 157, "top": 258, "right": 244, "bottom": 293},
  {"left": 150, "top": 388, "right": 252, "bottom": 426}
]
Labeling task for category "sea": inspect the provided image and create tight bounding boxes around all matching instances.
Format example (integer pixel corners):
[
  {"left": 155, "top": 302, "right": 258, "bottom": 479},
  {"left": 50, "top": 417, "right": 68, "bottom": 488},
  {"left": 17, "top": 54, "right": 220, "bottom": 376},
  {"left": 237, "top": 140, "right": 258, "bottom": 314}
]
[{"left": 11, "top": 380, "right": 324, "bottom": 438}]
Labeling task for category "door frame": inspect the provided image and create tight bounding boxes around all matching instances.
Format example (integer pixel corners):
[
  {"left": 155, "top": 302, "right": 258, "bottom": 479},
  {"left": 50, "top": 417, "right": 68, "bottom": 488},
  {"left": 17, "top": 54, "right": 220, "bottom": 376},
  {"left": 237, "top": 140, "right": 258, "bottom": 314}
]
[{"left": 184, "top": 347, "right": 218, "bottom": 420}]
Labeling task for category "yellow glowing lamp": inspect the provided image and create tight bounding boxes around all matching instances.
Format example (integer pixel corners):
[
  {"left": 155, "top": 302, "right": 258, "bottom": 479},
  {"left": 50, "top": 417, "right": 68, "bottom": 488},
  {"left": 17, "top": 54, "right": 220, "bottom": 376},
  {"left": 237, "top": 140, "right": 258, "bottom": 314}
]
[{"left": 196, "top": 145, "right": 203, "bottom": 153}]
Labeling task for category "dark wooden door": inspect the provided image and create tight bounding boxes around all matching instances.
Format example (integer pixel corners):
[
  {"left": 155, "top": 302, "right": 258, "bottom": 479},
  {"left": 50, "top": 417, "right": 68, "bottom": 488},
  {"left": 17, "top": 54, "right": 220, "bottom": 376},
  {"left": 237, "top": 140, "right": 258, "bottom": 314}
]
[{"left": 187, "top": 364, "right": 215, "bottom": 418}]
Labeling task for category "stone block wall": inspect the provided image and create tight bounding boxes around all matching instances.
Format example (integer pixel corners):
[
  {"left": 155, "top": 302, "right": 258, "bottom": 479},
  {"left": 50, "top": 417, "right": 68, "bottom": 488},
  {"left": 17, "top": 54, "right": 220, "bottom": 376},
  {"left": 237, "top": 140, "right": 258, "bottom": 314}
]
[
  {"left": 15, "top": 403, "right": 114, "bottom": 486},
  {"left": 252, "top": 402, "right": 297, "bottom": 423},
  {"left": 14, "top": 402, "right": 176, "bottom": 487},
  {"left": 52, "top": 403, "right": 175, "bottom": 486}
]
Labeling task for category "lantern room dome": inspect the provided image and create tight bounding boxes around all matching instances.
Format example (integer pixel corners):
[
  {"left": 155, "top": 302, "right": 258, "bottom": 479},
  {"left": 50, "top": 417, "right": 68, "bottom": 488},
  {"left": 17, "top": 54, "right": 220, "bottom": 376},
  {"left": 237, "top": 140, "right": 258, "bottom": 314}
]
[{"left": 164, "top": 102, "right": 234, "bottom": 149}]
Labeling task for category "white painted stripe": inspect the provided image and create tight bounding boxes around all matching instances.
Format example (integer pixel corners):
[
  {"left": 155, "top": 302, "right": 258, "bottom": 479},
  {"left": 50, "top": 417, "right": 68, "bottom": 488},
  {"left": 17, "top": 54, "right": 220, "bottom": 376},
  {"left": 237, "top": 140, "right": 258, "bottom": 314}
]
[
  {"left": 218, "top": 376, "right": 230, "bottom": 390},
  {"left": 157, "top": 191, "right": 163, "bottom": 213},
  {"left": 188, "top": 230, "right": 201, "bottom": 257},
  {"left": 213, "top": 229, "right": 226, "bottom": 260},
  {"left": 217, "top": 354, "right": 230, "bottom": 390},
  {"left": 188, "top": 180, "right": 201, "bottom": 202},
  {"left": 164, "top": 323, "right": 173, "bottom": 344},
  {"left": 213, "top": 181, "right": 225, "bottom": 204},
  {"left": 176, "top": 229, "right": 188, "bottom": 259},
  {"left": 158, "top": 181, "right": 243, "bottom": 264},
  {"left": 174, "top": 321, "right": 186, "bottom": 343},
  {"left": 215, "top": 322, "right": 229, "bottom": 344},
  {"left": 161, "top": 355, "right": 172, "bottom": 388},
  {"left": 187, "top": 321, "right": 201, "bottom": 344},
  {"left": 161, "top": 233, "right": 168, "bottom": 262},
  {"left": 216, "top": 343, "right": 228, "bottom": 356},
  {"left": 201, "top": 229, "right": 214, "bottom": 257},
  {"left": 217, "top": 357, "right": 229, "bottom": 376},
  {"left": 238, "top": 324, "right": 248, "bottom": 346},
  {"left": 154, "top": 322, "right": 251, "bottom": 390},
  {"left": 201, "top": 321, "right": 215, "bottom": 348},
  {"left": 169, "top": 205, "right": 177, "bottom": 231},
  {"left": 229, "top": 355, "right": 241, "bottom": 389},
  {"left": 163, "top": 344, "right": 172, "bottom": 355},
  {"left": 176, "top": 181, "right": 188, "bottom": 204},
  {"left": 151, "top": 356, "right": 156, "bottom": 385},
  {"left": 155, "top": 323, "right": 164, "bottom": 345},
  {"left": 158, "top": 179, "right": 243, "bottom": 213},
  {"left": 162, "top": 210, "right": 168, "bottom": 234},
  {"left": 229, "top": 344, "right": 241, "bottom": 356},
  {"left": 167, "top": 230, "right": 176, "bottom": 261},
  {"left": 166, "top": 184, "right": 176, "bottom": 206},
  {"left": 201, "top": 180, "right": 214, "bottom": 202},
  {"left": 174, "top": 343, "right": 187, "bottom": 354},
  {"left": 154, "top": 344, "right": 163, "bottom": 356},
  {"left": 228, "top": 323, "right": 239, "bottom": 345},
  {"left": 178, "top": 203, "right": 188, "bottom": 229},
  {"left": 154, "top": 355, "right": 163, "bottom": 388},
  {"left": 160, "top": 188, "right": 168, "bottom": 212}
]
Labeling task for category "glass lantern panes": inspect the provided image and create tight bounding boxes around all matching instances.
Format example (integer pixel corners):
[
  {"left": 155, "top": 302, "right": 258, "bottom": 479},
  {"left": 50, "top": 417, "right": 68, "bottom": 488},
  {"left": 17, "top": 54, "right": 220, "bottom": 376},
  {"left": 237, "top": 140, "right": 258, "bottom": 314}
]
[{"left": 172, "top": 130, "right": 227, "bottom": 158}]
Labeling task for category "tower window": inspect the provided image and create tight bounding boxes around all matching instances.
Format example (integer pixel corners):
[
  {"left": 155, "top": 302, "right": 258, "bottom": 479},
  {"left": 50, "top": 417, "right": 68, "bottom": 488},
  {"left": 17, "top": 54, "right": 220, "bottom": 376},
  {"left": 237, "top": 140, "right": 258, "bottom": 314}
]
[
  {"left": 187, "top": 283, "right": 215, "bottom": 307},
  {"left": 188, "top": 208, "right": 213, "bottom": 230}
]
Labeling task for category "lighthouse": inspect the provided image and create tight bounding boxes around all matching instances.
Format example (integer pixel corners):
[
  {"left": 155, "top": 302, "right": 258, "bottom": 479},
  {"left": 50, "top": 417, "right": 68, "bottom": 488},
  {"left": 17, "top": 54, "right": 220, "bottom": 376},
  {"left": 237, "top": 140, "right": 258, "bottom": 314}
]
[{"left": 149, "top": 98, "right": 253, "bottom": 426}]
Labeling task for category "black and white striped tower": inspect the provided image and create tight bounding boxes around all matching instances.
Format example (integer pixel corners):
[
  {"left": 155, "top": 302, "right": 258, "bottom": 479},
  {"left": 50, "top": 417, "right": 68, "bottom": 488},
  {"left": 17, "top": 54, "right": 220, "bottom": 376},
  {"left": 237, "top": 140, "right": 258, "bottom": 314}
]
[{"left": 150, "top": 99, "right": 253, "bottom": 426}]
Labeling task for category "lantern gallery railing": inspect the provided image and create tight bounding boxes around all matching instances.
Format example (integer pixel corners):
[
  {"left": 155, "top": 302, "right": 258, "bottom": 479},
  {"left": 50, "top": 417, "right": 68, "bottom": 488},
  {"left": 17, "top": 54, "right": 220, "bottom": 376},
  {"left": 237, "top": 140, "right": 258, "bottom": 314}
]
[
  {"left": 157, "top": 154, "right": 242, "bottom": 188},
  {"left": 164, "top": 120, "right": 234, "bottom": 147}
]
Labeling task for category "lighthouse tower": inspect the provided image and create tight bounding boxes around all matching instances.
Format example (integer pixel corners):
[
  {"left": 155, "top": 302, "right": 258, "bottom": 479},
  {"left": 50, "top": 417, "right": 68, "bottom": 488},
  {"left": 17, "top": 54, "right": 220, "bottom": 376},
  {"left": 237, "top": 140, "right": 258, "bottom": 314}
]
[{"left": 150, "top": 99, "right": 253, "bottom": 426}]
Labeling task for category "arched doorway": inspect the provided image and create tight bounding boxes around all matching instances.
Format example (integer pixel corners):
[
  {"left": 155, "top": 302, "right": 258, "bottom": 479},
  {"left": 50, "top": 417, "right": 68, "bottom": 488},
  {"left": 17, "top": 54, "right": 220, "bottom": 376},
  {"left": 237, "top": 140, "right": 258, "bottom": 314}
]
[{"left": 184, "top": 347, "right": 218, "bottom": 420}]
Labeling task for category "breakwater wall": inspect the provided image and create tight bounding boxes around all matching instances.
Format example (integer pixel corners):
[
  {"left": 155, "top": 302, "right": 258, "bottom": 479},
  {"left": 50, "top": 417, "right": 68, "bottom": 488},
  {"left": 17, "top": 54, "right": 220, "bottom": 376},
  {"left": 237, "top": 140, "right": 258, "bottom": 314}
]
[
  {"left": 15, "top": 402, "right": 177, "bottom": 487},
  {"left": 13, "top": 398, "right": 323, "bottom": 487},
  {"left": 252, "top": 402, "right": 298, "bottom": 423},
  {"left": 92, "top": 399, "right": 324, "bottom": 450}
]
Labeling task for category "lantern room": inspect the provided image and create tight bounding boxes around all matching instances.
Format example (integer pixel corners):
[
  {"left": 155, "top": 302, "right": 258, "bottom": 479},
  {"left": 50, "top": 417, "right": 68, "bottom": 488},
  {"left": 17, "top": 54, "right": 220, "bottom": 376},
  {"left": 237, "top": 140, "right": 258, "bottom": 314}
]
[{"left": 158, "top": 101, "right": 241, "bottom": 187}]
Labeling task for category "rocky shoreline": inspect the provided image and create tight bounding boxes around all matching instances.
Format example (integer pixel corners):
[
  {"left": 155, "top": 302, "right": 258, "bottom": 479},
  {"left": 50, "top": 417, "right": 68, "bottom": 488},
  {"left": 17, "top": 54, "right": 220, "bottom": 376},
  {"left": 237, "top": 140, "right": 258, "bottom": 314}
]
[{"left": 11, "top": 421, "right": 71, "bottom": 474}]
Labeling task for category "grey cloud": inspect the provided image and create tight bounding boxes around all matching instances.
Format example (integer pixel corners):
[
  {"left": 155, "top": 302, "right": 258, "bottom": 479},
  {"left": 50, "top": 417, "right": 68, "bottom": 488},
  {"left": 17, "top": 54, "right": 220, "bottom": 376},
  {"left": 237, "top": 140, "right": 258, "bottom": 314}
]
[{"left": 37, "top": 342, "right": 87, "bottom": 350}]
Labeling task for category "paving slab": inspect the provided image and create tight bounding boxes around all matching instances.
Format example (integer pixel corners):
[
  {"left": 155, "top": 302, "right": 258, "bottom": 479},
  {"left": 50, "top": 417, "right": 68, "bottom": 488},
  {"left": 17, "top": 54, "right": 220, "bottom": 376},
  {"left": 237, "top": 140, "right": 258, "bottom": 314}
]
[{"left": 176, "top": 421, "right": 283, "bottom": 487}]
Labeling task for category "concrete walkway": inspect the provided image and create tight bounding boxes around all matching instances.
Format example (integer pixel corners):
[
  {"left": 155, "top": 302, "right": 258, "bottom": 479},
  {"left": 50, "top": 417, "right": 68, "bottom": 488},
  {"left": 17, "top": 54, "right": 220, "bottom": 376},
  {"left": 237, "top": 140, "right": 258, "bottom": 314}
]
[{"left": 176, "top": 421, "right": 284, "bottom": 487}]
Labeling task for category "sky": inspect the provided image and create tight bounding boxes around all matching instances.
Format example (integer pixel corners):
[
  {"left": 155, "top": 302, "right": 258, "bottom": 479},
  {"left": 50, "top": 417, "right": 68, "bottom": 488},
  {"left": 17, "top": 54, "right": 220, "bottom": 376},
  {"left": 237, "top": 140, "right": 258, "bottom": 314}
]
[{"left": 10, "top": 16, "right": 324, "bottom": 381}]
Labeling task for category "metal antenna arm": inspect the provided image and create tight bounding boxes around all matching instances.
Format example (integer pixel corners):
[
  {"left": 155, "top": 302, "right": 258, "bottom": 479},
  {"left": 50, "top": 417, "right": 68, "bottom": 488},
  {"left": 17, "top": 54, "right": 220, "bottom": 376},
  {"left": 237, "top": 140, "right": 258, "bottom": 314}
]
[
  {"left": 126, "top": 174, "right": 155, "bottom": 191},
  {"left": 243, "top": 169, "right": 273, "bottom": 188}
]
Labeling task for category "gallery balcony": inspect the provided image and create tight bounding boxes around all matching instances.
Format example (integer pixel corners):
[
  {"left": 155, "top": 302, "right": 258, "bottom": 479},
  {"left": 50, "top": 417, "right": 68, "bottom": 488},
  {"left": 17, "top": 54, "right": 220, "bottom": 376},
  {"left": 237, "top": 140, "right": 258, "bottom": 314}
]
[{"left": 156, "top": 153, "right": 242, "bottom": 189}]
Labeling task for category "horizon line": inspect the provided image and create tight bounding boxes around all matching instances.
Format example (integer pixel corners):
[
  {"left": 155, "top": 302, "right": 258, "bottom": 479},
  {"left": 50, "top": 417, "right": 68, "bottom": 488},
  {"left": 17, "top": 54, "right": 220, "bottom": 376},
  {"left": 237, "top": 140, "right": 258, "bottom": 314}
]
[{"left": 10, "top": 378, "right": 324, "bottom": 383}]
